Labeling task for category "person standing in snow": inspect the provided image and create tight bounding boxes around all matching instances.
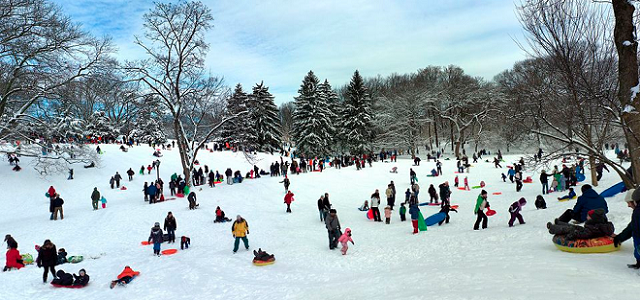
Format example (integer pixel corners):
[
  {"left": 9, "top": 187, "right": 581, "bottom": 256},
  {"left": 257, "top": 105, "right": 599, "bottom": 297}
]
[
  {"left": 322, "top": 193, "right": 332, "bottom": 221},
  {"left": 284, "top": 191, "right": 294, "bottom": 213},
  {"left": 436, "top": 160, "right": 442, "bottom": 175},
  {"left": 317, "top": 196, "right": 326, "bottom": 221},
  {"left": 540, "top": 170, "right": 551, "bottom": 194},
  {"left": 464, "top": 176, "right": 470, "bottom": 191},
  {"left": 164, "top": 212, "right": 177, "bottom": 243},
  {"left": 409, "top": 204, "right": 421, "bottom": 234},
  {"left": 148, "top": 222, "right": 163, "bottom": 256},
  {"left": 384, "top": 206, "right": 392, "bottom": 224},
  {"left": 412, "top": 183, "right": 420, "bottom": 203},
  {"left": 91, "top": 187, "right": 100, "bottom": 210},
  {"left": 454, "top": 175, "right": 459, "bottom": 188},
  {"left": 428, "top": 184, "right": 438, "bottom": 204},
  {"left": 232, "top": 215, "right": 250, "bottom": 253},
  {"left": 36, "top": 239, "right": 57, "bottom": 282},
  {"left": 325, "top": 209, "right": 341, "bottom": 250},
  {"left": 508, "top": 198, "right": 527, "bottom": 227},
  {"left": 225, "top": 168, "right": 233, "bottom": 185},
  {"left": 51, "top": 193, "right": 64, "bottom": 220},
  {"left": 473, "top": 190, "right": 489, "bottom": 230},
  {"left": 338, "top": 228, "right": 354, "bottom": 255},
  {"left": 439, "top": 182, "right": 451, "bottom": 207},
  {"left": 385, "top": 185, "right": 393, "bottom": 209},
  {"left": 114, "top": 172, "right": 122, "bottom": 188},
  {"left": 371, "top": 190, "right": 382, "bottom": 222},
  {"left": 127, "top": 168, "right": 135, "bottom": 181},
  {"left": 515, "top": 172, "right": 523, "bottom": 192},
  {"left": 410, "top": 168, "right": 417, "bottom": 185},
  {"left": 280, "top": 177, "right": 290, "bottom": 192},
  {"left": 612, "top": 189, "right": 640, "bottom": 269}
]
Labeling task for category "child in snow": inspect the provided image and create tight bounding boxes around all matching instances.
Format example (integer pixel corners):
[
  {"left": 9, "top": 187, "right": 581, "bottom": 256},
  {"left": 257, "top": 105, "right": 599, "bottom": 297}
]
[
  {"left": 612, "top": 189, "right": 640, "bottom": 269},
  {"left": 51, "top": 270, "right": 74, "bottom": 286},
  {"left": 73, "top": 269, "right": 90, "bottom": 286},
  {"left": 501, "top": 173, "right": 507, "bottom": 182},
  {"left": 473, "top": 190, "right": 489, "bottom": 230},
  {"left": 454, "top": 176, "right": 459, "bottom": 187},
  {"left": 284, "top": 191, "right": 294, "bottom": 213},
  {"left": 384, "top": 206, "right": 392, "bottom": 224},
  {"left": 508, "top": 198, "right": 527, "bottom": 227},
  {"left": 438, "top": 204, "right": 458, "bottom": 225},
  {"left": 428, "top": 184, "right": 438, "bottom": 204},
  {"left": 535, "top": 195, "right": 547, "bottom": 209},
  {"left": 100, "top": 197, "right": 107, "bottom": 209},
  {"left": 550, "top": 176, "right": 558, "bottom": 192},
  {"left": 399, "top": 203, "right": 407, "bottom": 221},
  {"left": 57, "top": 248, "right": 67, "bottom": 265},
  {"left": 464, "top": 177, "right": 470, "bottom": 191},
  {"left": 547, "top": 208, "right": 614, "bottom": 240},
  {"left": 214, "top": 207, "right": 232, "bottom": 223},
  {"left": 405, "top": 188, "right": 411, "bottom": 204},
  {"left": 358, "top": 200, "right": 369, "bottom": 211},
  {"left": 3, "top": 247, "right": 24, "bottom": 271},
  {"left": 180, "top": 236, "right": 191, "bottom": 250},
  {"left": 110, "top": 266, "right": 140, "bottom": 289},
  {"left": 253, "top": 248, "right": 275, "bottom": 261},
  {"left": 338, "top": 228, "right": 354, "bottom": 255},
  {"left": 109, "top": 176, "right": 115, "bottom": 189},
  {"left": 409, "top": 204, "right": 421, "bottom": 234},
  {"left": 148, "top": 222, "right": 164, "bottom": 256},
  {"left": 557, "top": 188, "right": 576, "bottom": 200}
]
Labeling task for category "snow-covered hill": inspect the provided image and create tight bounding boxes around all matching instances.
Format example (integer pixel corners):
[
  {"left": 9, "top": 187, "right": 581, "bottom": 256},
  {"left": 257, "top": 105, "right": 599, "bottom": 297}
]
[{"left": 1, "top": 145, "right": 638, "bottom": 300}]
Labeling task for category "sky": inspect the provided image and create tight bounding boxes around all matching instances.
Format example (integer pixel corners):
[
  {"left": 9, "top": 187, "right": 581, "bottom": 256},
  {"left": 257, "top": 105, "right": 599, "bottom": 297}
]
[{"left": 51, "top": 0, "right": 528, "bottom": 104}]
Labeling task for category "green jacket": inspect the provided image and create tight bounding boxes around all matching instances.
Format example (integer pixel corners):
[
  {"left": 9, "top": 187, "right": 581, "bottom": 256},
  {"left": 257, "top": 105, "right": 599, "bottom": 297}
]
[
  {"left": 474, "top": 195, "right": 486, "bottom": 213},
  {"left": 91, "top": 189, "right": 100, "bottom": 201},
  {"left": 399, "top": 206, "right": 407, "bottom": 214}
]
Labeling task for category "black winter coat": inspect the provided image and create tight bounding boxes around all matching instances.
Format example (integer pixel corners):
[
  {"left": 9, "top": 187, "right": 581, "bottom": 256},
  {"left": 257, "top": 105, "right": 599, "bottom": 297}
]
[
  {"left": 52, "top": 197, "right": 64, "bottom": 207},
  {"left": 73, "top": 274, "right": 90, "bottom": 286},
  {"left": 164, "top": 216, "right": 177, "bottom": 231},
  {"left": 36, "top": 244, "right": 57, "bottom": 267},
  {"left": 52, "top": 270, "right": 73, "bottom": 285}
]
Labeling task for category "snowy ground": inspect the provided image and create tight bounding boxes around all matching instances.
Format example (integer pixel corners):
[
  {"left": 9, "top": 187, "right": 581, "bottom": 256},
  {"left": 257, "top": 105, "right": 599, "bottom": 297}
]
[{"left": 1, "top": 144, "right": 639, "bottom": 300}]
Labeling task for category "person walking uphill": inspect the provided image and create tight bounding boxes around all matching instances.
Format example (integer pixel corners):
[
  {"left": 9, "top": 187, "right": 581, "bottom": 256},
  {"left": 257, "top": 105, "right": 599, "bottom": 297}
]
[
  {"left": 325, "top": 209, "right": 341, "bottom": 250},
  {"left": 508, "top": 198, "right": 527, "bottom": 227},
  {"left": 284, "top": 191, "right": 294, "bottom": 213},
  {"left": 474, "top": 190, "right": 489, "bottom": 230},
  {"left": 613, "top": 189, "right": 640, "bottom": 269},
  {"left": 91, "top": 187, "right": 100, "bottom": 210},
  {"left": 232, "top": 215, "right": 249, "bottom": 253},
  {"left": 148, "top": 222, "right": 164, "bottom": 256},
  {"left": 114, "top": 172, "right": 122, "bottom": 188},
  {"left": 36, "top": 239, "right": 57, "bottom": 282},
  {"left": 164, "top": 212, "right": 177, "bottom": 243}
]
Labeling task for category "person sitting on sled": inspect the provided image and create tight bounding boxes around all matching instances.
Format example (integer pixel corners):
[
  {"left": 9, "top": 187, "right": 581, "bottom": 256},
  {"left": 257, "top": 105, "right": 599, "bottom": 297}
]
[
  {"left": 557, "top": 188, "right": 576, "bottom": 200},
  {"left": 215, "top": 206, "right": 232, "bottom": 223},
  {"left": 253, "top": 248, "right": 275, "bottom": 261},
  {"left": 73, "top": 269, "right": 90, "bottom": 286},
  {"left": 358, "top": 200, "right": 369, "bottom": 211}
]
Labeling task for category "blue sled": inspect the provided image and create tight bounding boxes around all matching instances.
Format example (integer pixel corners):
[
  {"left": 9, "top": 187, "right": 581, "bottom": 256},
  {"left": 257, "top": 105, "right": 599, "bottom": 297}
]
[{"left": 600, "top": 181, "right": 626, "bottom": 198}]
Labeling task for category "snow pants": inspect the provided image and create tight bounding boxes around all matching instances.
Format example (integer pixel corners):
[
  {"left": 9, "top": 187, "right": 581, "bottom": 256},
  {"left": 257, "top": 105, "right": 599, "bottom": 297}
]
[
  {"left": 167, "top": 229, "right": 175, "bottom": 243},
  {"left": 371, "top": 207, "right": 381, "bottom": 222},
  {"left": 542, "top": 182, "right": 548, "bottom": 194},
  {"left": 328, "top": 229, "right": 340, "bottom": 249},
  {"left": 557, "top": 209, "right": 581, "bottom": 224},
  {"left": 42, "top": 265, "right": 56, "bottom": 282},
  {"left": 341, "top": 241, "right": 349, "bottom": 255},
  {"left": 412, "top": 220, "right": 419, "bottom": 234},
  {"left": 92, "top": 200, "right": 98, "bottom": 210},
  {"left": 233, "top": 237, "right": 249, "bottom": 252},
  {"left": 474, "top": 211, "right": 488, "bottom": 230},
  {"left": 508, "top": 212, "right": 524, "bottom": 227},
  {"left": 153, "top": 242, "right": 161, "bottom": 255}
]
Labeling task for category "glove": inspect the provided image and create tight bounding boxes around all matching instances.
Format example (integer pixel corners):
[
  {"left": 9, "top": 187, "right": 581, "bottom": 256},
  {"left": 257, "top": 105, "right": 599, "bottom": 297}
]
[
  {"left": 246, "top": 231, "right": 249, "bottom": 235},
  {"left": 613, "top": 235, "right": 621, "bottom": 247},
  {"left": 233, "top": 235, "right": 236, "bottom": 238}
]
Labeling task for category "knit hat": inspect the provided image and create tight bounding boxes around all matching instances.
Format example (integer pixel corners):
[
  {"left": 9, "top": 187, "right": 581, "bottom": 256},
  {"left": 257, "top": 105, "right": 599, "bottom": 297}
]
[
  {"left": 624, "top": 189, "right": 636, "bottom": 203},
  {"left": 587, "top": 208, "right": 606, "bottom": 223},
  {"left": 631, "top": 188, "right": 640, "bottom": 203},
  {"left": 154, "top": 222, "right": 160, "bottom": 227}
]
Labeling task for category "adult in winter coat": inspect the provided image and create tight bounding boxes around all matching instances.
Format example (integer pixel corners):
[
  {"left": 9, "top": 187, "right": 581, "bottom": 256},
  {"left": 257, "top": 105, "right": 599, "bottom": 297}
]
[
  {"left": 547, "top": 208, "right": 614, "bottom": 240},
  {"left": 147, "top": 184, "right": 158, "bottom": 204},
  {"left": 127, "top": 168, "right": 135, "bottom": 181},
  {"left": 428, "top": 184, "right": 438, "bottom": 204},
  {"left": 164, "top": 212, "right": 177, "bottom": 243},
  {"left": 325, "top": 209, "right": 341, "bottom": 249},
  {"left": 317, "top": 196, "right": 325, "bottom": 222},
  {"left": 110, "top": 266, "right": 140, "bottom": 288},
  {"left": 91, "top": 187, "right": 100, "bottom": 210},
  {"left": 148, "top": 222, "right": 164, "bottom": 256},
  {"left": 370, "top": 190, "right": 382, "bottom": 222},
  {"left": 232, "top": 216, "right": 249, "bottom": 253},
  {"left": 322, "top": 193, "right": 332, "bottom": 221},
  {"left": 36, "top": 239, "right": 57, "bottom": 282},
  {"left": 114, "top": 172, "right": 122, "bottom": 188},
  {"left": 612, "top": 189, "right": 640, "bottom": 269},
  {"left": 281, "top": 177, "right": 290, "bottom": 192},
  {"left": 508, "top": 198, "right": 527, "bottom": 227},
  {"left": 540, "top": 171, "right": 551, "bottom": 194},
  {"left": 52, "top": 194, "right": 64, "bottom": 220},
  {"left": 409, "top": 204, "right": 420, "bottom": 234},
  {"left": 225, "top": 168, "right": 233, "bottom": 185},
  {"left": 439, "top": 182, "right": 451, "bottom": 207},
  {"left": 473, "top": 190, "right": 489, "bottom": 230},
  {"left": 385, "top": 186, "right": 394, "bottom": 208},
  {"left": 514, "top": 172, "right": 523, "bottom": 192},
  {"left": 557, "top": 184, "right": 608, "bottom": 224},
  {"left": 284, "top": 191, "right": 294, "bottom": 213},
  {"left": 412, "top": 183, "right": 420, "bottom": 202}
]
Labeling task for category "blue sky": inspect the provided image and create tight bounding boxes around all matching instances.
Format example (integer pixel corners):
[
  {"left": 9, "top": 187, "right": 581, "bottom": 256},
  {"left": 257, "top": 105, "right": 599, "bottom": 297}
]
[{"left": 51, "top": 0, "right": 527, "bottom": 104}]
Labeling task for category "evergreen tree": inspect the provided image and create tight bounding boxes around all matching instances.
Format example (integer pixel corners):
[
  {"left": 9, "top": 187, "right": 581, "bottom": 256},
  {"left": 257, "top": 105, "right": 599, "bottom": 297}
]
[
  {"left": 248, "top": 81, "right": 281, "bottom": 152},
  {"left": 220, "top": 83, "right": 253, "bottom": 145},
  {"left": 131, "top": 97, "right": 167, "bottom": 144},
  {"left": 292, "top": 71, "right": 336, "bottom": 157},
  {"left": 84, "top": 111, "right": 117, "bottom": 140},
  {"left": 340, "top": 70, "right": 374, "bottom": 154}
]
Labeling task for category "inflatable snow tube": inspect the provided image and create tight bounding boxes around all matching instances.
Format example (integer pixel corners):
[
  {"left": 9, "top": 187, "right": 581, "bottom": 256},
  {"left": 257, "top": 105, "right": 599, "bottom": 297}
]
[
  {"left": 253, "top": 257, "right": 275, "bottom": 266},
  {"left": 552, "top": 235, "right": 619, "bottom": 253},
  {"left": 576, "top": 173, "right": 586, "bottom": 182}
]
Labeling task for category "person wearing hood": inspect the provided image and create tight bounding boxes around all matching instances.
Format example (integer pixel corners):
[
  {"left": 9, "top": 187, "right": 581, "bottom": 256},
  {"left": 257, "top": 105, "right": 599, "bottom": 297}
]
[
  {"left": 148, "top": 222, "right": 164, "bottom": 256},
  {"left": 508, "top": 198, "right": 527, "bottom": 227},
  {"left": 439, "top": 182, "right": 451, "bottom": 207},
  {"left": 284, "top": 191, "right": 294, "bottom": 213},
  {"left": 612, "top": 189, "right": 640, "bottom": 269},
  {"left": 36, "top": 239, "right": 57, "bottom": 282},
  {"left": 557, "top": 185, "right": 608, "bottom": 224},
  {"left": 73, "top": 269, "right": 90, "bottom": 286},
  {"left": 547, "top": 208, "right": 614, "bottom": 240},
  {"left": 91, "top": 187, "right": 100, "bottom": 210},
  {"left": 51, "top": 269, "right": 74, "bottom": 286},
  {"left": 338, "top": 228, "right": 354, "bottom": 255}
]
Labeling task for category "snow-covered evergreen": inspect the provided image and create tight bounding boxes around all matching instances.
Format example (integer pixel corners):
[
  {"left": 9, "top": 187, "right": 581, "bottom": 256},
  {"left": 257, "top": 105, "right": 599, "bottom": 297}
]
[
  {"left": 292, "top": 71, "right": 336, "bottom": 158},
  {"left": 340, "top": 70, "right": 374, "bottom": 154},
  {"left": 248, "top": 81, "right": 281, "bottom": 152},
  {"left": 84, "top": 111, "right": 117, "bottom": 140},
  {"left": 130, "top": 97, "right": 166, "bottom": 144},
  {"left": 220, "top": 84, "right": 253, "bottom": 145}
]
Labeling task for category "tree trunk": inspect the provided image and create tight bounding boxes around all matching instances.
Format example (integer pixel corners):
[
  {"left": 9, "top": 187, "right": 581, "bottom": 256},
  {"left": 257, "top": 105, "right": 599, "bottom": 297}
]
[
  {"left": 449, "top": 120, "right": 454, "bottom": 151},
  {"left": 589, "top": 154, "right": 598, "bottom": 187},
  {"left": 613, "top": 0, "right": 640, "bottom": 187},
  {"left": 434, "top": 113, "right": 440, "bottom": 149},
  {"left": 173, "top": 119, "right": 192, "bottom": 188}
]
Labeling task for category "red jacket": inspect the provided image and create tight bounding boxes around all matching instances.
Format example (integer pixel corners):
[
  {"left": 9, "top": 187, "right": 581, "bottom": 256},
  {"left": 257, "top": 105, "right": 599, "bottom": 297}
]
[
  {"left": 284, "top": 193, "right": 295, "bottom": 204},
  {"left": 5, "top": 248, "right": 24, "bottom": 269},
  {"left": 48, "top": 186, "right": 56, "bottom": 197},
  {"left": 117, "top": 267, "right": 140, "bottom": 279}
]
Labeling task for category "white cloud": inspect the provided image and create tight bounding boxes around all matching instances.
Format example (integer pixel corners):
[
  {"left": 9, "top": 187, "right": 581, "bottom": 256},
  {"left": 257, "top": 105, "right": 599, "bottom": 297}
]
[{"left": 52, "top": 0, "right": 527, "bottom": 104}]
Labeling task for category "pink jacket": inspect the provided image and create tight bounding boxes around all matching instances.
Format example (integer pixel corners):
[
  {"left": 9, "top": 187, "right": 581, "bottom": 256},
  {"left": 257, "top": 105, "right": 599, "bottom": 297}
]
[
  {"left": 384, "top": 207, "right": 392, "bottom": 218},
  {"left": 338, "top": 228, "right": 353, "bottom": 243}
]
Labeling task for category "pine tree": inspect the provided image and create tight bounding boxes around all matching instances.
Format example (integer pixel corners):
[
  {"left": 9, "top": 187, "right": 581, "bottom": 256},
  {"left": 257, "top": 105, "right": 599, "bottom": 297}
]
[
  {"left": 340, "top": 70, "right": 374, "bottom": 155},
  {"left": 131, "top": 97, "right": 167, "bottom": 144},
  {"left": 248, "top": 81, "right": 281, "bottom": 152},
  {"left": 220, "top": 83, "right": 253, "bottom": 145},
  {"left": 292, "top": 71, "right": 336, "bottom": 158},
  {"left": 84, "top": 111, "right": 117, "bottom": 140}
]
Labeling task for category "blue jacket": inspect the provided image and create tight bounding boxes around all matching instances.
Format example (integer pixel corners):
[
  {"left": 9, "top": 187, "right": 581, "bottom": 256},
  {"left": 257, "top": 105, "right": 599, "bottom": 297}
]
[
  {"left": 409, "top": 205, "right": 420, "bottom": 220},
  {"left": 573, "top": 188, "right": 608, "bottom": 222},
  {"left": 147, "top": 185, "right": 158, "bottom": 196},
  {"left": 632, "top": 206, "right": 640, "bottom": 240}
]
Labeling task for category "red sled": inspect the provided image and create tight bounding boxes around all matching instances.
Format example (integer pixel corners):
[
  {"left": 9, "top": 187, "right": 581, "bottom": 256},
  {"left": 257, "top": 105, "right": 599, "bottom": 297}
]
[
  {"left": 120, "top": 186, "right": 127, "bottom": 190},
  {"left": 141, "top": 241, "right": 151, "bottom": 245},
  {"left": 486, "top": 209, "right": 497, "bottom": 216},
  {"left": 176, "top": 193, "right": 185, "bottom": 198},
  {"left": 492, "top": 192, "right": 502, "bottom": 195},
  {"left": 161, "top": 249, "right": 178, "bottom": 255},
  {"left": 51, "top": 283, "right": 86, "bottom": 289},
  {"left": 366, "top": 209, "right": 373, "bottom": 220}
]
